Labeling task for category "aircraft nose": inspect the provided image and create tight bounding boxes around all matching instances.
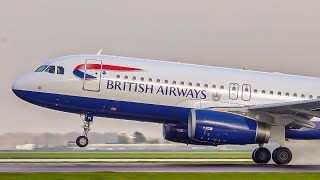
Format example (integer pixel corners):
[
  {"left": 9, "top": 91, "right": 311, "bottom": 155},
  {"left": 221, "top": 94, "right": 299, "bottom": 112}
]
[
  {"left": 12, "top": 76, "right": 24, "bottom": 91},
  {"left": 12, "top": 76, "right": 26, "bottom": 98},
  {"left": 12, "top": 73, "right": 34, "bottom": 97}
]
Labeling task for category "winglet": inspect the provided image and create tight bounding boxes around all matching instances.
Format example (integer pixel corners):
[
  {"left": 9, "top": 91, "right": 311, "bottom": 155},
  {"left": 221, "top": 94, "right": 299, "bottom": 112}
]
[{"left": 97, "top": 49, "right": 103, "bottom": 55}]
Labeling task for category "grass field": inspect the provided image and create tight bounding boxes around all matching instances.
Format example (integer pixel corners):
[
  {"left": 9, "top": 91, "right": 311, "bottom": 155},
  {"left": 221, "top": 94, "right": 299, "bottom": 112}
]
[
  {"left": 0, "top": 172, "right": 319, "bottom": 180},
  {"left": 0, "top": 152, "right": 251, "bottom": 159}
]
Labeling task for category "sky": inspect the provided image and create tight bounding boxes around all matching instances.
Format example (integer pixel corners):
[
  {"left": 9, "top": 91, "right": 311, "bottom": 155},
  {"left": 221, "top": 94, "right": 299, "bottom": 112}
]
[{"left": 1, "top": 0, "right": 320, "bottom": 138}]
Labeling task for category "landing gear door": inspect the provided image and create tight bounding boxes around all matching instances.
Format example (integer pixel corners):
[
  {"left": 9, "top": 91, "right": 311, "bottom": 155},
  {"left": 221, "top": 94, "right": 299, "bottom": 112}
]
[{"left": 83, "top": 59, "right": 102, "bottom": 92}]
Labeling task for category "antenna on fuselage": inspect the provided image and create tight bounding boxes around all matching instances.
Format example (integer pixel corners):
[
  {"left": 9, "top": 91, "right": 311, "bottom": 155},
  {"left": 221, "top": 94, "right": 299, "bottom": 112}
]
[{"left": 97, "top": 49, "right": 103, "bottom": 55}]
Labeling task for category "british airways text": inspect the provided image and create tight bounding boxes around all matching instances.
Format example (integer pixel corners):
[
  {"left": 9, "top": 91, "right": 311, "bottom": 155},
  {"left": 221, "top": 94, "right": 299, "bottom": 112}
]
[{"left": 106, "top": 80, "right": 207, "bottom": 99}]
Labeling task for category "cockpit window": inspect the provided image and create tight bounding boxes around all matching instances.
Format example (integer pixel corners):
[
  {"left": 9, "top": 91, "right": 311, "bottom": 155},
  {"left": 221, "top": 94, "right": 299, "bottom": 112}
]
[
  {"left": 45, "top": 66, "right": 56, "bottom": 74},
  {"left": 57, "top": 66, "right": 64, "bottom": 75},
  {"left": 35, "top": 65, "right": 49, "bottom": 72}
]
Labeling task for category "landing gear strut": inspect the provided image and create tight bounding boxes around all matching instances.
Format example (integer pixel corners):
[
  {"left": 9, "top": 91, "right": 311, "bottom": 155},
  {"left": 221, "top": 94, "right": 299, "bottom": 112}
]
[
  {"left": 76, "top": 114, "right": 93, "bottom": 148},
  {"left": 270, "top": 125, "right": 292, "bottom": 165}
]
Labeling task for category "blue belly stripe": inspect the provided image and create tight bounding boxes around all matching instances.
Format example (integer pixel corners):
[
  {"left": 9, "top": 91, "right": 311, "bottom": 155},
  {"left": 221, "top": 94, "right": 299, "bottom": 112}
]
[{"left": 12, "top": 89, "right": 190, "bottom": 124}]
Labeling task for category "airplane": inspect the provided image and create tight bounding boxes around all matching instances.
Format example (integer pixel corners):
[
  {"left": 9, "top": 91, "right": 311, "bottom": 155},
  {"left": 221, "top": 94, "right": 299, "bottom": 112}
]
[{"left": 12, "top": 53, "right": 320, "bottom": 165}]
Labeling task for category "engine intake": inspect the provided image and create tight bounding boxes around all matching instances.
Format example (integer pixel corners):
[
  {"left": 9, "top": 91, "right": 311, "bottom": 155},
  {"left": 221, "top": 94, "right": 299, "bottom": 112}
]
[{"left": 188, "top": 109, "right": 270, "bottom": 145}]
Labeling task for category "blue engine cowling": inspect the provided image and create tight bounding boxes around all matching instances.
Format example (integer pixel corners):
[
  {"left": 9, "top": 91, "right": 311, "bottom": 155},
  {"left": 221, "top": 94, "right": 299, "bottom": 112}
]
[
  {"left": 188, "top": 109, "right": 270, "bottom": 145},
  {"left": 286, "top": 121, "right": 320, "bottom": 140},
  {"left": 162, "top": 124, "right": 215, "bottom": 145}
]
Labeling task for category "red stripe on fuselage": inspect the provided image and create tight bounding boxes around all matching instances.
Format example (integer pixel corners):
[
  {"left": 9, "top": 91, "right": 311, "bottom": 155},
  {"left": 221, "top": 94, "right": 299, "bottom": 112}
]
[{"left": 74, "top": 64, "right": 141, "bottom": 71}]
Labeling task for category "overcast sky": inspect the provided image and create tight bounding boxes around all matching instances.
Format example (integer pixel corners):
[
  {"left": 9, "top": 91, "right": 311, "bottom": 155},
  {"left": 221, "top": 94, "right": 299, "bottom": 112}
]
[{"left": 1, "top": 0, "right": 320, "bottom": 138}]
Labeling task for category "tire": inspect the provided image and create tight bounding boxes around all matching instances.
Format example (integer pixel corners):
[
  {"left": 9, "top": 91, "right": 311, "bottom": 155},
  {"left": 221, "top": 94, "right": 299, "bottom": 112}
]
[
  {"left": 272, "top": 147, "right": 292, "bottom": 165},
  {"left": 76, "top": 136, "right": 89, "bottom": 147},
  {"left": 253, "top": 147, "right": 271, "bottom": 164},
  {"left": 272, "top": 148, "right": 280, "bottom": 164},
  {"left": 252, "top": 148, "right": 258, "bottom": 163}
]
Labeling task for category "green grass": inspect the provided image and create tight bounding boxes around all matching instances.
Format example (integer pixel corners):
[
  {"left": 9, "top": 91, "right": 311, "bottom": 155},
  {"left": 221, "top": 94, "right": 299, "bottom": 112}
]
[
  {"left": 0, "top": 172, "right": 319, "bottom": 180},
  {"left": 0, "top": 152, "right": 251, "bottom": 159}
]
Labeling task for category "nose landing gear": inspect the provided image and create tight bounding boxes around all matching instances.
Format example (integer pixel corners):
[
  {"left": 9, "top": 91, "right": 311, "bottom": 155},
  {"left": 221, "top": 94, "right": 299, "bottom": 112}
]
[
  {"left": 76, "top": 136, "right": 88, "bottom": 147},
  {"left": 76, "top": 114, "right": 93, "bottom": 148}
]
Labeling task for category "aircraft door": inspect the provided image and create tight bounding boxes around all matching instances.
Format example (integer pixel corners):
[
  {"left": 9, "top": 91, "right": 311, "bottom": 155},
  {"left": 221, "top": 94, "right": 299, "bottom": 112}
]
[
  {"left": 229, "top": 83, "right": 239, "bottom": 100},
  {"left": 83, "top": 59, "right": 102, "bottom": 92},
  {"left": 241, "top": 84, "right": 251, "bottom": 101}
]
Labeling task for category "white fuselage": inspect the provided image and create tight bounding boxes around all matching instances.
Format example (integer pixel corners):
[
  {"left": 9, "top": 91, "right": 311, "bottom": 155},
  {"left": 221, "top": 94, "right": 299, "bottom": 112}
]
[{"left": 12, "top": 54, "right": 320, "bottom": 124}]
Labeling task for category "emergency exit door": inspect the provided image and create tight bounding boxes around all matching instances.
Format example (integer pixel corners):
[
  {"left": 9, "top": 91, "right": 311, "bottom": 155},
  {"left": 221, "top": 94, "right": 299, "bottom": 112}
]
[
  {"left": 241, "top": 84, "right": 251, "bottom": 101},
  {"left": 229, "top": 83, "right": 239, "bottom": 100}
]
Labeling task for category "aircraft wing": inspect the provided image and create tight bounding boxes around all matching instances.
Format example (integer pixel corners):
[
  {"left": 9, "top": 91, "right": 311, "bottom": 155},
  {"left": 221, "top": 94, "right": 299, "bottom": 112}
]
[{"left": 246, "top": 99, "right": 320, "bottom": 128}]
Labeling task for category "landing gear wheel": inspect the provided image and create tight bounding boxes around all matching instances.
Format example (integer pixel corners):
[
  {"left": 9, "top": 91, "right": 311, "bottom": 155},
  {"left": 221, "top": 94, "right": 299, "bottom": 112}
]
[
  {"left": 252, "top": 148, "right": 258, "bottom": 161},
  {"left": 252, "top": 147, "right": 271, "bottom": 164},
  {"left": 76, "top": 136, "right": 89, "bottom": 147},
  {"left": 272, "top": 147, "right": 292, "bottom": 165}
]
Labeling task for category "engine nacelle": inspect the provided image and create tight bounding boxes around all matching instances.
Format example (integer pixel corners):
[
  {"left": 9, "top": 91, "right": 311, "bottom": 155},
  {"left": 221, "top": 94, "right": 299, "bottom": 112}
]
[
  {"left": 286, "top": 121, "right": 320, "bottom": 140},
  {"left": 188, "top": 109, "right": 270, "bottom": 145},
  {"left": 162, "top": 124, "right": 215, "bottom": 145}
]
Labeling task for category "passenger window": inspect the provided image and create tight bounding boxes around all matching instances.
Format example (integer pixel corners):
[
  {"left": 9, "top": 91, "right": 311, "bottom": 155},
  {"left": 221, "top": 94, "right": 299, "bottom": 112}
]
[
  {"left": 293, "top": 93, "right": 297, "bottom": 97},
  {"left": 180, "top": 81, "right": 184, "bottom": 85},
  {"left": 165, "top": 80, "right": 168, "bottom": 84},
  {"left": 116, "top": 75, "right": 121, "bottom": 79},
  {"left": 157, "top": 79, "right": 160, "bottom": 83},
  {"left": 57, "top": 66, "right": 64, "bottom": 75},
  {"left": 132, "top": 76, "right": 136, "bottom": 80},
  {"left": 140, "top": 77, "right": 144, "bottom": 81},
  {"left": 212, "top": 85, "right": 216, "bottom": 89},
  {"left": 220, "top": 86, "right": 224, "bottom": 89},
  {"left": 196, "top": 83, "right": 200, "bottom": 87},
  {"left": 188, "top": 82, "right": 193, "bottom": 86},
  {"left": 286, "top": 93, "right": 289, "bottom": 97},
  {"left": 172, "top": 81, "right": 177, "bottom": 85},
  {"left": 317, "top": 96, "right": 320, "bottom": 99},
  {"left": 262, "top": 90, "right": 266, "bottom": 94},
  {"left": 204, "top": 84, "right": 208, "bottom": 88},
  {"left": 148, "top": 78, "right": 152, "bottom": 82},
  {"left": 278, "top": 92, "right": 282, "bottom": 96},
  {"left": 270, "top": 91, "right": 273, "bottom": 95},
  {"left": 45, "top": 66, "right": 55, "bottom": 74},
  {"left": 124, "top": 76, "right": 128, "bottom": 80},
  {"left": 301, "top": 94, "right": 305, "bottom": 98},
  {"left": 309, "top": 95, "right": 313, "bottom": 99},
  {"left": 254, "top": 89, "right": 258, "bottom": 93}
]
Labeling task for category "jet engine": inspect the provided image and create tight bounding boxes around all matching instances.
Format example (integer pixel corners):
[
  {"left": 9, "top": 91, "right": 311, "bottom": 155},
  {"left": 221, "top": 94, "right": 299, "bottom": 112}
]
[
  {"left": 286, "top": 121, "right": 320, "bottom": 139},
  {"left": 188, "top": 109, "right": 270, "bottom": 145},
  {"left": 162, "top": 124, "right": 215, "bottom": 145}
]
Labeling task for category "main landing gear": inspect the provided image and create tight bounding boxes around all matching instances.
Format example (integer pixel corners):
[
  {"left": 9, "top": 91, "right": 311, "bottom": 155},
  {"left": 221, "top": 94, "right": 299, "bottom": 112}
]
[
  {"left": 272, "top": 147, "right": 292, "bottom": 165},
  {"left": 252, "top": 146, "right": 292, "bottom": 165},
  {"left": 76, "top": 114, "right": 93, "bottom": 148},
  {"left": 252, "top": 147, "right": 271, "bottom": 164}
]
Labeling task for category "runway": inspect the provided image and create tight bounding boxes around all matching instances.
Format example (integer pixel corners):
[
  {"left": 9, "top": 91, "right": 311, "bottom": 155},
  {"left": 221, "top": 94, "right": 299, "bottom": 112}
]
[
  {"left": 0, "top": 159, "right": 251, "bottom": 163},
  {"left": 1, "top": 164, "right": 320, "bottom": 172}
]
